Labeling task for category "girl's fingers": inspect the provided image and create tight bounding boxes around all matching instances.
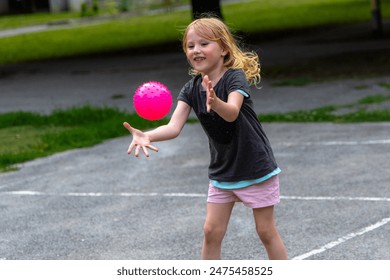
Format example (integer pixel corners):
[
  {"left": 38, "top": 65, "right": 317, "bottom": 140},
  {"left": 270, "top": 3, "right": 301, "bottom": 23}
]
[
  {"left": 134, "top": 145, "right": 141, "bottom": 157},
  {"left": 142, "top": 146, "right": 150, "bottom": 157},
  {"left": 202, "top": 75, "right": 209, "bottom": 89},
  {"left": 123, "top": 122, "right": 134, "bottom": 133},
  {"left": 123, "top": 121, "right": 158, "bottom": 157},
  {"left": 203, "top": 77, "right": 215, "bottom": 113},
  {"left": 206, "top": 87, "right": 215, "bottom": 113},
  {"left": 128, "top": 143, "right": 158, "bottom": 156},
  {"left": 127, "top": 142, "right": 135, "bottom": 154},
  {"left": 147, "top": 144, "right": 159, "bottom": 152},
  {"left": 207, "top": 81, "right": 213, "bottom": 93}
]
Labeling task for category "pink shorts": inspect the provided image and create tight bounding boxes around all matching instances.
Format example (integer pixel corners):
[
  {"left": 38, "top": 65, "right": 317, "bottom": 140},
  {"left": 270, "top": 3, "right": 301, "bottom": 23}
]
[{"left": 207, "top": 175, "right": 280, "bottom": 209}]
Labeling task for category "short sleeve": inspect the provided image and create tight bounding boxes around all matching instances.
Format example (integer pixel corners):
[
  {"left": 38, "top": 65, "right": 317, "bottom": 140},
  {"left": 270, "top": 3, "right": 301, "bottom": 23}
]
[
  {"left": 177, "top": 81, "right": 191, "bottom": 106},
  {"left": 226, "top": 69, "right": 251, "bottom": 98},
  {"left": 177, "top": 75, "right": 201, "bottom": 107}
]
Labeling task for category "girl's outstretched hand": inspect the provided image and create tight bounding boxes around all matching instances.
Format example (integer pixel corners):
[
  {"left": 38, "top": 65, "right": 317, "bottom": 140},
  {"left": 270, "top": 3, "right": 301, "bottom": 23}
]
[
  {"left": 202, "top": 75, "right": 215, "bottom": 113},
  {"left": 123, "top": 122, "right": 158, "bottom": 157}
]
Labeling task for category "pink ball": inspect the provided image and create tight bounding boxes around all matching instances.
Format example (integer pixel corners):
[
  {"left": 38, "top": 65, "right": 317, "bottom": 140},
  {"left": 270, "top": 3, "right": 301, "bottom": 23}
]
[{"left": 133, "top": 81, "right": 172, "bottom": 121}]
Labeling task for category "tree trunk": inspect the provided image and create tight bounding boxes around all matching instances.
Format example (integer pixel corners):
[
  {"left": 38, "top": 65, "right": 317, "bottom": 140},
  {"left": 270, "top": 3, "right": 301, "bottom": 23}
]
[
  {"left": 371, "top": 0, "right": 383, "bottom": 36},
  {"left": 191, "top": 0, "right": 223, "bottom": 20}
]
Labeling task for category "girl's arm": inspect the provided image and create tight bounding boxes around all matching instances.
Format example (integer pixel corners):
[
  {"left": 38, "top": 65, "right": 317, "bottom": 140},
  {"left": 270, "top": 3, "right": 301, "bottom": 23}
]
[
  {"left": 202, "top": 75, "right": 244, "bottom": 122},
  {"left": 123, "top": 101, "right": 191, "bottom": 157}
]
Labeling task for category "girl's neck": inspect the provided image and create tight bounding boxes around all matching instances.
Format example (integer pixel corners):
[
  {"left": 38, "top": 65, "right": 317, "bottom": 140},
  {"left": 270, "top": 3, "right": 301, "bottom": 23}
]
[{"left": 202, "top": 67, "right": 228, "bottom": 86}]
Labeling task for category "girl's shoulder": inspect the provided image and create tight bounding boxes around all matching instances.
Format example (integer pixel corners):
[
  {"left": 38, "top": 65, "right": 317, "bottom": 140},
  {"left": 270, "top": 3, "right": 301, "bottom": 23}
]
[
  {"left": 220, "top": 68, "right": 248, "bottom": 87},
  {"left": 219, "top": 68, "right": 251, "bottom": 96},
  {"left": 183, "top": 74, "right": 202, "bottom": 89},
  {"left": 178, "top": 74, "right": 203, "bottom": 105},
  {"left": 227, "top": 68, "right": 245, "bottom": 74},
  {"left": 224, "top": 68, "right": 246, "bottom": 79}
]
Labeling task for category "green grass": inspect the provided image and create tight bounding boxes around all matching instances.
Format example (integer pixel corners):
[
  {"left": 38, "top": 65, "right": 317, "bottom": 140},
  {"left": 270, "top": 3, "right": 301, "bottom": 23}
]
[
  {"left": 0, "top": 12, "right": 189, "bottom": 64},
  {"left": 260, "top": 94, "right": 390, "bottom": 123},
  {"left": 1, "top": 0, "right": 389, "bottom": 65},
  {"left": 0, "top": 1, "right": 187, "bottom": 29},
  {"left": 380, "top": 83, "right": 390, "bottom": 90},
  {"left": 358, "top": 94, "right": 390, "bottom": 105},
  {"left": 0, "top": 12, "right": 81, "bottom": 29},
  {"left": 0, "top": 107, "right": 168, "bottom": 172},
  {"left": 260, "top": 107, "right": 390, "bottom": 123},
  {"left": 224, "top": 0, "right": 382, "bottom": 33}
]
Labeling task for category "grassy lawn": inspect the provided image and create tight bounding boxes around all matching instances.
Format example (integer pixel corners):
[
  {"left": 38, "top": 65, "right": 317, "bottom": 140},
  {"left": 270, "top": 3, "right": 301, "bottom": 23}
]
[
  {"left": 0, "top": 107, "right": 169, "bottom": 172},
  {"left": 260, "top": 93, "right": 390, "bottom": 122},
  {"left": 0, "top": 11, "right": 81, "bottom": 29},
  {"left": 1, "top": 0, "right": 390, "bottom": 172},
  {"left": 1, "top": 0, "right": 389, "bottom": 65}
]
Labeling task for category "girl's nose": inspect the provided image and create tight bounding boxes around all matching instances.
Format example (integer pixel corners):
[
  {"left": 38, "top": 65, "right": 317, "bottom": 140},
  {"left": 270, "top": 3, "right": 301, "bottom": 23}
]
[{"left": 193, "top": 45, "right": 201, "bottom": 53}]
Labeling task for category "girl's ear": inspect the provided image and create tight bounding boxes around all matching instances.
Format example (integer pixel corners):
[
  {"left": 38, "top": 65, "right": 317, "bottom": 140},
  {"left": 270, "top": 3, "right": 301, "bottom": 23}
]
[{"left": 221, "top": 49, "right": 228, "bottom": 57}]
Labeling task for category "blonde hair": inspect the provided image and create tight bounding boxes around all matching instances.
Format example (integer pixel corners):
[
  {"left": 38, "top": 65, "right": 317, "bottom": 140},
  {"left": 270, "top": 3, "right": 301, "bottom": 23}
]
[{"left": 182, "top": 17, "right": 261, "bottom": 86}]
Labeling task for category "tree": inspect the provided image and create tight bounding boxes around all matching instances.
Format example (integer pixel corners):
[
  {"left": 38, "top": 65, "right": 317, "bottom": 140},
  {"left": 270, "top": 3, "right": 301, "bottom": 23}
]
[
  {"left": 371, "top": 0, "right": 383, "bottom": 36},
  {"left": 191, "top": 0, "right": 223, "bottom": 20}
]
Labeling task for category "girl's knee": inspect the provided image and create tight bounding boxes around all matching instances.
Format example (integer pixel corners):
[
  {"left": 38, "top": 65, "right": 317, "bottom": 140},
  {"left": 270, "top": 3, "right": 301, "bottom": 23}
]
[
  {"left": 256, "top": 225, "right": 276, "bottom": 245},
  {"left": 203, "top": 223, "right": 227, "bottom": 242}
]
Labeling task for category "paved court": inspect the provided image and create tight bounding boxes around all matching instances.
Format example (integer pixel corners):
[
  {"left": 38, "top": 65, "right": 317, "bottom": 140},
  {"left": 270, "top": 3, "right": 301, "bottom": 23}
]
[
  {"left": 0, "top": 121, "right": 389, "bottom": 260},
  {"left": 0, "top": 22, "right": 389, "bottom": 260}
]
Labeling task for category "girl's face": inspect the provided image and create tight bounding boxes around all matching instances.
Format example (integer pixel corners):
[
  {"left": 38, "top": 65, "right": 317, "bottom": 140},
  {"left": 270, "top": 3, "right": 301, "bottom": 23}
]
[{"left": 185, "top": 27, "right": 227, "bottom": 77}]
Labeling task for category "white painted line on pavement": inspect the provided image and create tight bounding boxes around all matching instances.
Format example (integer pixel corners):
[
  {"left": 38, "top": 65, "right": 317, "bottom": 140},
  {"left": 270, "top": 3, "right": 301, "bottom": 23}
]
[
  {"left": 0, "top": 191, "right": 207, "bottom": 198},
  {"left": 276, "top": 139, "right": 390, "bottom": 147},
  {"left": 292, "top": 217, "right": 390, "bottom": 260},
  {"left": 1, "top": 191, "right": 390, "bottom": 202},
  {"left": 280, "top": 195, "right": 390, "bottom": 202}
]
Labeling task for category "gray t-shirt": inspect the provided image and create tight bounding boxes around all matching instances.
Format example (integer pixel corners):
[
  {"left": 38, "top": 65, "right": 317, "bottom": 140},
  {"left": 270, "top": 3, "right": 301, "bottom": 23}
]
[{"left": 178, "top": 69, "right": 278, "bottom": 182}]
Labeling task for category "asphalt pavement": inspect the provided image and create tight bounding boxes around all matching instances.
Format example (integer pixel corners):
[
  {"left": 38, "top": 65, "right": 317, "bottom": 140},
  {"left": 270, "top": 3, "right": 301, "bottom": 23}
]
[{"left": 0, "top": 22, "right": 390, "bottom": 260}]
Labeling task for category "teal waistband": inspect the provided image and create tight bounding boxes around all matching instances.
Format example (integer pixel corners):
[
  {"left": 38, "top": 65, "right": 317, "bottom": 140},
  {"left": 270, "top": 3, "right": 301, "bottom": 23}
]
[{"left": 211, "top": 167, "right": 281, "bottom": 190}]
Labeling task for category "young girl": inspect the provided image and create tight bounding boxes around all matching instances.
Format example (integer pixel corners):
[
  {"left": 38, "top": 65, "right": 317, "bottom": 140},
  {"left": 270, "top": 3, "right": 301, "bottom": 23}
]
[{"left": 123, "top": 17, "right": 288, "bottom": 260}]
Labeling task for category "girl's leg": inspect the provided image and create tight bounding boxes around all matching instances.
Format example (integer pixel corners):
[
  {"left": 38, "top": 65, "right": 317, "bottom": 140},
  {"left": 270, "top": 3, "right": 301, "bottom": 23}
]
[
  {"left": 253, "top": 206, "right": 288, "bottom": 260},
  {"left": 201, "top": 202, "right": 235, "bottom": 259}
]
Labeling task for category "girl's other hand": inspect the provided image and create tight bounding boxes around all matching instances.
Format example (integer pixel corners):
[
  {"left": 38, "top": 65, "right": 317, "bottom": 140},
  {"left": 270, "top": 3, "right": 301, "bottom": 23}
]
[
  {"left": 202, "top": 75, "right": 215, "bottom": 113},
  {"left": 123, "top": 122, "right": 158, "bottom": 157}
]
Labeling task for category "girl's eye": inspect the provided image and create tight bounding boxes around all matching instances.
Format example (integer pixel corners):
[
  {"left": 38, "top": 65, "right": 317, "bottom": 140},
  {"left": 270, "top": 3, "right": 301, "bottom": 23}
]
[
  {"left": 201, "top": 42, "right": 209, "bottom": 46},
  {"left": 187, "top": 45, "right": 194, "bottom": 49}
]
